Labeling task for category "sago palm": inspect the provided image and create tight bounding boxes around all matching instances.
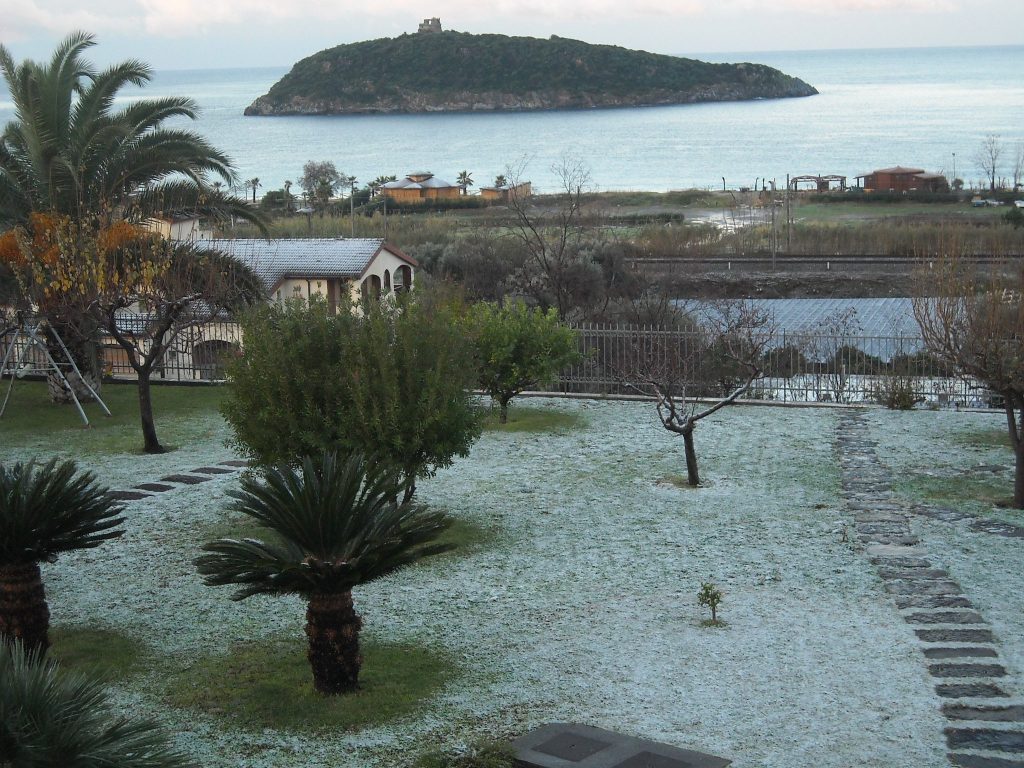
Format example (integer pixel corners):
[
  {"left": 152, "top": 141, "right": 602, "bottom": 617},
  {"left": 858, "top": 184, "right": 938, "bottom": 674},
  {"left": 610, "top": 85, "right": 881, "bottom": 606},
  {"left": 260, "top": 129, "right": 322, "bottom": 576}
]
[
  {"left": 0, "top": 641, "right": 193, "bottom": 768},
  {"left": 0, "top": 458, "right": 124, "bottom": 655},
  {"left": 196, "top": 452, "right": 453, "bottom": 695}
]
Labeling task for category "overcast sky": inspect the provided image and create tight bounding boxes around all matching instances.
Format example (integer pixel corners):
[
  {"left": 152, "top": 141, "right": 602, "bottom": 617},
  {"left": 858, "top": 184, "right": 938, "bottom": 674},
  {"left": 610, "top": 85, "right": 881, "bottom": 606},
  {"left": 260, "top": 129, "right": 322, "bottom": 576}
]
[{"left": 1, "top": 0, "right": 1021, "bottom": 71}]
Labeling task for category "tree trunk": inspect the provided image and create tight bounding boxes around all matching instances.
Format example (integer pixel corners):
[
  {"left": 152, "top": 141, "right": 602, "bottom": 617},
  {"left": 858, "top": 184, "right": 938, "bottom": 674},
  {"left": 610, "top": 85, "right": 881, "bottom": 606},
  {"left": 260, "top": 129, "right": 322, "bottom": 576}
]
[
  {"left": 1015, "top": 441, "right": 1024, "bottom": 510},
  {"left": 137, "top": 373, "right": 166, "bottom": 454},
  {"left": 45, "top": 328, "right": 101, "bottom": 405},
  {"left": 1005, "top": 399, "right": 1024, "bottom": 510},
  {"left": 304, "top": 591, "right": 362, "bottom": 695},
  {"left": 682, "top": 426, "right": 700, "bottom": 487},
  {"left": 499, "top": 398, "right": 510, "bottom": 424},
  {"left": 0, "top": 562, "right": 50, "bottom": 656}
]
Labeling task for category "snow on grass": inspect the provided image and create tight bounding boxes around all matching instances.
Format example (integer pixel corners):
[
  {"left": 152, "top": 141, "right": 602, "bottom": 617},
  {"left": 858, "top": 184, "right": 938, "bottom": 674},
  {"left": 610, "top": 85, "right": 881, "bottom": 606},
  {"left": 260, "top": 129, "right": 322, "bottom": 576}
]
[{"left": 26, "top": 399, "right": 958, "bottom": 767}]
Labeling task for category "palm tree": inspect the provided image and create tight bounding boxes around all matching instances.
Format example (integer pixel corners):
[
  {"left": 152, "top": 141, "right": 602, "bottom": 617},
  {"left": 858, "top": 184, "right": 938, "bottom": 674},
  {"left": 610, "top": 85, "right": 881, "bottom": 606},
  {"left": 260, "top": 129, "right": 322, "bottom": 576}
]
[
  {"left": 283, "top": 179, "right": 293, "bottom": 212},
  {"left": 0, "top": 458, "right": 124, "bottom": 655},
  {"left": 247, "top": 177, "right": 261, "bottom": 203},
  {"left": 196, "top": 452, "right": 453, "bottom": 695},
  {"left": 0, "top": 32, "right": 263, "bottom": 402},
  {"left": 2, "top": 641, "right": 193, "bottom": 767},
  {"left": 494, "top": 174, "right": 508, "bottom": 188},
  {"left": 457, "top": 170, "right": 474, "bottom": 195}
]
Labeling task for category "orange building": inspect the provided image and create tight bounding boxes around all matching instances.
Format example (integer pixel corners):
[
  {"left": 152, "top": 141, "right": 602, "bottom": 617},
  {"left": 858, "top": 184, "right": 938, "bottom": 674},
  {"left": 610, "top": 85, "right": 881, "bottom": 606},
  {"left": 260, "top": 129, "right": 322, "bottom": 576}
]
[
  {"left": 480, "top": 181, "right": 532, "bottom": 202},
  {"left": 855, "top": 166, "right": 949, "bottom": 193},
  {"left": 381, "top": 172, "right": 462, "bottom": 204}
]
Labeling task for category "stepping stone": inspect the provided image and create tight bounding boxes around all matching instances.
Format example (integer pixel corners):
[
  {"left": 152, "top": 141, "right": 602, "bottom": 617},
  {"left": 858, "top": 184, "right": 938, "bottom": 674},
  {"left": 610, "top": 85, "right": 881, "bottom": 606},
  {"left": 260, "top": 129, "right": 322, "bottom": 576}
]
[
  {"left": 512, "top": 723, "right": 731, "bottom": 768},
  {"left": 135, "top": 482, "right": 174, "bottom": 492},
  {"left": 191, "top": 466, "right": 235, "bottom": 475},
  {"left": 970, "top": 520, "right": 1024, "bottom": 538},
  {"left": 885, "top": 580, "right": 962, "bottom": 596},
  {"left": 896, "top": 595, "right": 974, "bottom": 610},
  {"left": 906, "top": 611, "right": 986, "bottom": 625},
  {"left": 929, "top": 663, "right": 1007, "bottom": 678},
  {"left": 219, "top": 460, "right": 250, "bottom": 467},
  {"left": 160, "top": 474, "right": 212, "bottom": 485},
  {"left": 870, "top": 555, "right": 932, "bottom": 568},
  {"left": 878, "top": 567, "right": 950, "bottom": 581},
  {"left": 946, "top": 728, "right": 1024, "bottom": 753},
  {"left": 918, "top": 629, "right": 996, "bottom": 643},
  {"left": 918, "top": 627, "right": 997, "bottom": 643},
  {"left": 855, "top": 511, "right": 907, "bottom": 523},
  {"left": 944, "top": 705, "right": 1024, "bottom": 722},
  {"left": 936, "top": 683, "right": 1009, "bottom": 698},
  {"left": 862, "top": 535, "right": 922, "bottom": 546},
  {"left": 925, "top": 648, "right": 999, "bottom": 660},
  {"left": 949, "top": 754, "right": 1024, "bottom": 768},
  {"left": 109, "top": 490, "right": 152, "bottom": 501}
]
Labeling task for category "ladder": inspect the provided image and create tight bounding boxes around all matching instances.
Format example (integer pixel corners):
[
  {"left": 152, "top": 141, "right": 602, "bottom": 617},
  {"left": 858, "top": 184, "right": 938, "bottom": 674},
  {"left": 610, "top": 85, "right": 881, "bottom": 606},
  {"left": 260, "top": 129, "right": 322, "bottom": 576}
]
[{"left": 0, "top": 312, "right": 111, "bottom": 426}]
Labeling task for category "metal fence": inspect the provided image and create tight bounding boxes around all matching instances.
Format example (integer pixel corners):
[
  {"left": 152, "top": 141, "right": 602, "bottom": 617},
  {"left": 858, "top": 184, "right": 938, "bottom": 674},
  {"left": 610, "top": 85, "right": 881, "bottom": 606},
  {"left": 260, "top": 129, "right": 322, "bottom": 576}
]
[
  {"left": 542, "top": 323, "right": 983, "bottom": 407},
  {"left": 1, "top": 320, "right": 988, "bottom": 407}
]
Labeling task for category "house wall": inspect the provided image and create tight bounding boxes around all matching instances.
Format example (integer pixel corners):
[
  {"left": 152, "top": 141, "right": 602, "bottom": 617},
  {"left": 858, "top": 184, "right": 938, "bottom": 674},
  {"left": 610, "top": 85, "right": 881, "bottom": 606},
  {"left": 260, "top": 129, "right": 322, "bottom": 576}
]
[{"left": 352, "top": 248, "right": 415, "bottom": 303}]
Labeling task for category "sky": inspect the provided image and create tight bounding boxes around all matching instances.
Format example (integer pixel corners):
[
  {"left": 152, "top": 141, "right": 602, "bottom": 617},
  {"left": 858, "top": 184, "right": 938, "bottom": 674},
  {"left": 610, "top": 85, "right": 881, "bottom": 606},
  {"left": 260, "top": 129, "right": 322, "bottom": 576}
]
[{"left": 0, "top": 0, "right": 1021, "bottom": 71}]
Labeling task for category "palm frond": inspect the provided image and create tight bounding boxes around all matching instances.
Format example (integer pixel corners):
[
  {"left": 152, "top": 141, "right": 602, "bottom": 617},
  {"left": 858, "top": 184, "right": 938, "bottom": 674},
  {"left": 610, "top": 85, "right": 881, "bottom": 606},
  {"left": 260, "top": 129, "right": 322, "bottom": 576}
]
[
  {"left": 196, "top": 452, "right": 454, "bottom": 599},
  {"left": 1, "top": 640, "right": 194, "bottom": 767},
  {"left": 0, "top": 458, "right": 125, "bottom": 565}
]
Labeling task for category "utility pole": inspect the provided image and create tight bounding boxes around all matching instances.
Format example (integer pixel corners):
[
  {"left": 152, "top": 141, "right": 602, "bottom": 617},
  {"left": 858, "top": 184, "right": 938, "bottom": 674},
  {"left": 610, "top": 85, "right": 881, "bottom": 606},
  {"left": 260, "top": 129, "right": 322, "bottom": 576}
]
[
  {"left": 349, "top": 178, "right": 356, "bottom": 237},
  {"left": 785, "top": 173, "right": 791, "bottom": 252}
]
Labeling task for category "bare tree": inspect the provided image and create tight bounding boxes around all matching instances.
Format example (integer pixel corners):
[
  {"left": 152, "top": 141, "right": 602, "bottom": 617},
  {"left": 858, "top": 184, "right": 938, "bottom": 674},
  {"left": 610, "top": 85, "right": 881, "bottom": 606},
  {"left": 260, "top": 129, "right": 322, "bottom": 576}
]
[
  {"left": 504, "top": 156, "right": 592, "bottom": 319},
  {"left": 913, "top": 256, "right": 1024, "bottom": 507},
  {"left": 977, "top": 134, "right": 1003, "bottom": 192},
  {"left": 617, "top": 301, "right": 773, "bottom": 486},
  {"left": 90, "top": 240, "right": 265, "bottom": 453}
]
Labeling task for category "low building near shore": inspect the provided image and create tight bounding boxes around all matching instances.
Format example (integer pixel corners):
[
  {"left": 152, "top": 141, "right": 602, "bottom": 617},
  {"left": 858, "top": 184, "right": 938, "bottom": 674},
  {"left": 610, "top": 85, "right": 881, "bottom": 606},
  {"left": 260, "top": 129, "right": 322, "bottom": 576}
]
[
  {"left": 855, "top": 166, "right": 949, "bottom": 193},
  {"left": 480, "top": 181, "right": 532, "bottom": 202},
  {"left": 381, "top": 172, "right": 462, "bottom": 204}
]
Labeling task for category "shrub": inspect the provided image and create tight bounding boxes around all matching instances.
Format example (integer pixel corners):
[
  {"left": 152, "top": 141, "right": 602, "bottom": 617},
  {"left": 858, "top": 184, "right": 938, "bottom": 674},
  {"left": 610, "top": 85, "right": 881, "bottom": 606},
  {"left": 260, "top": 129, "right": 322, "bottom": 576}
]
[
  {"left": 870, "top": 375, "right": 924, "bottom": 410},
  {"left": 222, "top": 290, "right": 481, "bottom": 500},
  {"left": 697, "top": 581, "right": 723, "bottom": 624}
]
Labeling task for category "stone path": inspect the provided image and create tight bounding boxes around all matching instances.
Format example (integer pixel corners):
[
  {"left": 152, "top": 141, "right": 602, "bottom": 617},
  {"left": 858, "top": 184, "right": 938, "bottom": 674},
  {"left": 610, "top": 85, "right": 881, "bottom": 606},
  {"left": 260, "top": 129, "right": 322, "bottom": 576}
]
[
  {"left": 837, "top": 412, "right": 1024, "bottom": 768},
  {"left": 108, "top": 459, "right": 249, "bottom": 501}
]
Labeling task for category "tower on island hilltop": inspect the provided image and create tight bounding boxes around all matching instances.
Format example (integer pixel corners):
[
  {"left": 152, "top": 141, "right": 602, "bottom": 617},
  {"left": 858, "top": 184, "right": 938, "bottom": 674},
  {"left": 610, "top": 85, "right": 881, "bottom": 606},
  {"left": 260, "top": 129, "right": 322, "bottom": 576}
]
[{"left": 418, "top": 17, "right": 442, "bottom": 34}]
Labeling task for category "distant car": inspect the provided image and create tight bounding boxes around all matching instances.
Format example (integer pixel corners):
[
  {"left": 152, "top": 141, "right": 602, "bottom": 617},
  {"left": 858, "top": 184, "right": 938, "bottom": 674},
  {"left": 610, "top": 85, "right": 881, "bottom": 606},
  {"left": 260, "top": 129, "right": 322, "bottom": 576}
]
[
  {"left": 1015, "top": 200, "right": 1024, "bottom": 209},
  {"left": 986, "top": 199, "right": 1005, "bottom": 206},
  {"left": 971, "top": 197, "right": 986, "bottom": 207}
]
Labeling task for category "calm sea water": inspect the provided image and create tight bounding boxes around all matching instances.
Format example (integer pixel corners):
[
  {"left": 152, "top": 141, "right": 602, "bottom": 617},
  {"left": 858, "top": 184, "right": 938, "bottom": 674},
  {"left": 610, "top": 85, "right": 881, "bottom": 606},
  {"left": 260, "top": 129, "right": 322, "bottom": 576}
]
[{"left": 1, "top": 45, "right": 1022, "bottom": 194}]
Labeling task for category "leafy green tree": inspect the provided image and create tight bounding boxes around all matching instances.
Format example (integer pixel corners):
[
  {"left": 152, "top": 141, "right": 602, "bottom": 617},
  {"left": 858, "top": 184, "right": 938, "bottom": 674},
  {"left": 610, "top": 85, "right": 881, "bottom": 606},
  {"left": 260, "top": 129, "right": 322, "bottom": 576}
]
[
  {"left": 0, "top": 32, "right": 262, "bottom": 402},
  {"left": 222, "top": 290, "right": 481, "bottom": 500},
  {"left": 0, "top": 459, "right": 124, "bottom": 655},
  {"left": 1, "top": 641, "right": 194, "bottom": 767},
  {"left": 468, "top": 301, "right": 580, "bottom": 423},
  {"left": 196, "top": 452, "right": 453, "bottom": 694}
]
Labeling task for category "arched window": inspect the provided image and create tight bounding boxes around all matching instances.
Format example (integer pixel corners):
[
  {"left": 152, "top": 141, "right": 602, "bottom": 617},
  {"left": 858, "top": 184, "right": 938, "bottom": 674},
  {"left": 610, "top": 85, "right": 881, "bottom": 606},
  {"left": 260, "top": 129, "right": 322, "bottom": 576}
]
[{"left": 384, "top": 269, "right": 391, "bottom": 293}]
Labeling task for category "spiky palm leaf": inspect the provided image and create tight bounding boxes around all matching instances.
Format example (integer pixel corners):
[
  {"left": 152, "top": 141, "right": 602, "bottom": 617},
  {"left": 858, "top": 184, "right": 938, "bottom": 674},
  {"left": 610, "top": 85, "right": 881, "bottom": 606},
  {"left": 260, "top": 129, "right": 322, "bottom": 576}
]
[
  {"left": 0, "top": 641, "right": 193, "bottom": 768},
  {"left": 0, "top": 458, "right": 124, "bottom": 565},
  {"left": 0, "top": 32, "right": 262, "bottom": 230},
  {"left": 196, "top": 452, "right": 453, "bottom": 600}
]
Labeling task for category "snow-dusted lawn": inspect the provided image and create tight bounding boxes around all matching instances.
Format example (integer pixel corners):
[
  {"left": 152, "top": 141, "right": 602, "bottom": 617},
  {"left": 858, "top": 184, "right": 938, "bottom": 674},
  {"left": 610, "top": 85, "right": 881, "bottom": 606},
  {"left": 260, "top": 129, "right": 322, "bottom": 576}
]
[{"left": 19, "top": 398, "right": 1006, "bottom": 767}]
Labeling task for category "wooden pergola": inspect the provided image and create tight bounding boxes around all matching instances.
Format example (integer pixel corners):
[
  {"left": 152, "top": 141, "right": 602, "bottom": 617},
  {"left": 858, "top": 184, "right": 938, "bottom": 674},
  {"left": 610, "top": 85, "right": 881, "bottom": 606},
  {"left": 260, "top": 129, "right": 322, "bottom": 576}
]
[{"left": 789, "top": 174, "right": 847, "bottom": 192}]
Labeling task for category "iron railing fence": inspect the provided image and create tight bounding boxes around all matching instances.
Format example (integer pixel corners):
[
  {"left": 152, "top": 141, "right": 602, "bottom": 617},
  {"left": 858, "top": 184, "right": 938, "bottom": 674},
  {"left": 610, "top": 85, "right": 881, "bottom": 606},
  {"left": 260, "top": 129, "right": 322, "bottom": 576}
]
[{"left": 0, "top": 321, "right": 990, "bottom": 407}]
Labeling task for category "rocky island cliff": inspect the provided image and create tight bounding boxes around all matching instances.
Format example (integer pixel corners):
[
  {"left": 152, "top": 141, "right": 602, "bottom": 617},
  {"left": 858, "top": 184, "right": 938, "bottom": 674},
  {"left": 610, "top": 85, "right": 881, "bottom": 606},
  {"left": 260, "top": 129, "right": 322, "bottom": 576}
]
[{"left": 245, "top": 32, "right": 818, "bottom": 116}]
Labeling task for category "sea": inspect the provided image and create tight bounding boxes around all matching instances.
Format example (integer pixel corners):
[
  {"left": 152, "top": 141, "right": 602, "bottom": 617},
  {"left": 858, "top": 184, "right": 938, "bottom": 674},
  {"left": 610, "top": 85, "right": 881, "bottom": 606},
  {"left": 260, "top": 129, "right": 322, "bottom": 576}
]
[{"left": 1, "top": 45, "right": 1022, "bottom": 194}]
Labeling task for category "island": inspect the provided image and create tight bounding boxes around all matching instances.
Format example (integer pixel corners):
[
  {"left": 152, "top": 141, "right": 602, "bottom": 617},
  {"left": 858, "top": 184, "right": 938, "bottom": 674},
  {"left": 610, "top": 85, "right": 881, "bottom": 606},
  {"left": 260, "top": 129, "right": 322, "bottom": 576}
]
[{"left": 244, "top": 31, "right": 818, "bottom": 116}]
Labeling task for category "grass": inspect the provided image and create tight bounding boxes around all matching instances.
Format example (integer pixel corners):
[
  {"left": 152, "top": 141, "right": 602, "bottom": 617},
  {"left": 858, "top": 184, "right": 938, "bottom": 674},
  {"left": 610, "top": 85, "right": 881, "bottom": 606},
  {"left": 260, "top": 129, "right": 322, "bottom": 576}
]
[
  {"left": 49, "top": 626, "right": 147, "bottom": 683},
  {"left": 901, "top": 472, "right": 1015, "bottom": 512},
  {"left": 164, "top": 637, "right": 455, "bottom": 732},
  {"left": 0, "top": 379, "right": 226, "bottom": 457},
  {"left": 958, "top": 426, "right": 1012, "bottom": 449},
  {"left": 481, "top": 403, "right": 586, "bottom": 432}
]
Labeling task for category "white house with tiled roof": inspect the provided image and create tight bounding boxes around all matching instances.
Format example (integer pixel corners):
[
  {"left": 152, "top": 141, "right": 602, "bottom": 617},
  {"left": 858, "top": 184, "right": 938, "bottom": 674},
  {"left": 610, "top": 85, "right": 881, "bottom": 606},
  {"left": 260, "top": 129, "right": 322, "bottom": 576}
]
[{"left": 206, "top": 238, "right": 416, "bottom": 312}]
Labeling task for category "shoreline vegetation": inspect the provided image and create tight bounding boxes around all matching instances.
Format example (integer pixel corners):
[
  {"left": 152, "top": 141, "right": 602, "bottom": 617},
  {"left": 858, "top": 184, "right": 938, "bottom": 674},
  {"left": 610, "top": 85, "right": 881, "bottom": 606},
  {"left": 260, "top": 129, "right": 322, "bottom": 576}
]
[{"left": 245, "top": 31, "right": 817, "bottom": 116}]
